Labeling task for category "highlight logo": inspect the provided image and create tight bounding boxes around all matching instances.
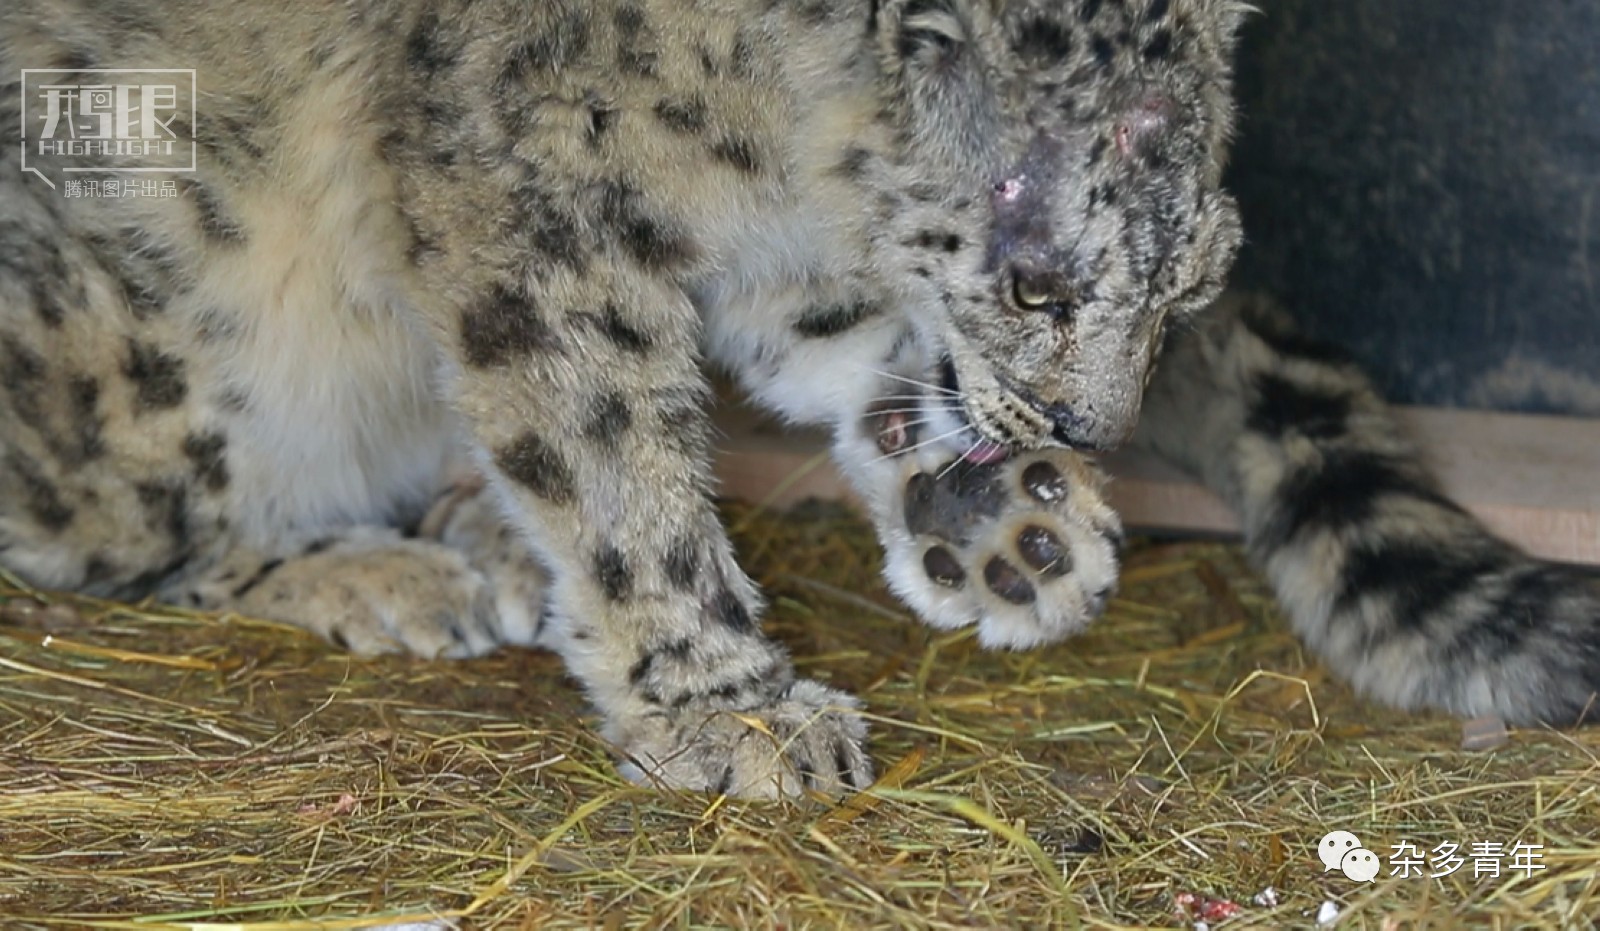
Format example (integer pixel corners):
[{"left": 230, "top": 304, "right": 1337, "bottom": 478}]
[{"left": 18, "top": 68, "right": 197, "bottom": 189}]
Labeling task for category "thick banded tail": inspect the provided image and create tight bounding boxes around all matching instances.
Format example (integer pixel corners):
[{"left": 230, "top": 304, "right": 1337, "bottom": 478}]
[{"left": 1136, "top": 294, "right": 1600, "bottom": 726}]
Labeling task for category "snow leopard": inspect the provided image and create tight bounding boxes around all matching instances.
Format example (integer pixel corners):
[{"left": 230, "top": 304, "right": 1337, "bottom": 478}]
[{"left": 1, "top": 0, "right": 1595, "bottom": 798}]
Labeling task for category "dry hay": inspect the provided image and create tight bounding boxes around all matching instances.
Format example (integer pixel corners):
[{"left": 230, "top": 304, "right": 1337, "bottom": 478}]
[{"left": 1, "top": 498, "right": 1597, "bottom": 929}]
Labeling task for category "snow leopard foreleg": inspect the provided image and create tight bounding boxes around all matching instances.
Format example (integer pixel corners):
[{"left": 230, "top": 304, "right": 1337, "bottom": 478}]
[{"left": 423, "top": 259, "right": 872, "bottom": 798}]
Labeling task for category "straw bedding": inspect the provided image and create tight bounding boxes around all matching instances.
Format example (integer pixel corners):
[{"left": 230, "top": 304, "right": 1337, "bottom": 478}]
[{"left": 2, "top": 498, "right": 1596, "bottom": 928}]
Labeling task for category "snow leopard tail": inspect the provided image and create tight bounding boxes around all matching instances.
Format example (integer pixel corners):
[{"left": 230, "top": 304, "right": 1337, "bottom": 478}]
[{"left": 1135, "top": 293, "right": 1600, "bottom": 726}]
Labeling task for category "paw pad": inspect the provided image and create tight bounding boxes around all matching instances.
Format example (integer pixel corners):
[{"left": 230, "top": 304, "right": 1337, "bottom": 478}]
[
  {"left": 1021, "top": 461, "right": 1069, "bottom": 503},
  {"left": 902, "top": 464, "right": 1008, "bottom": 545},
  {"left": 983, "top": 556, "right": 1036, "bottom": 605},
  {"left": 882, "top": 448, "right": 1119, "bottom": 650},
  {"left": 1017, "top": 525, "right": 1070, "bottom": 577},
  {"left": 922, "top": 546, "right": 966, "bottom": 588},
  {"left": 904, "top": 473, "right": 939, "bottom": 537}
]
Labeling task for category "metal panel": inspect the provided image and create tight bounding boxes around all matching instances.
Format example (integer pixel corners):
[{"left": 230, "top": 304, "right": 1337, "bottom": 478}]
[{"left": 1228, "top": 1, "right": 1600, "bottom": 415}]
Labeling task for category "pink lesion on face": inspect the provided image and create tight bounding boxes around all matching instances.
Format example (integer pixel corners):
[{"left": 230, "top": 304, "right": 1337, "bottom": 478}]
[
  {"left": 994, "top": 176, "right": 1027, "bottom": 203},
  {"left": 1115, "top": 94, "right": 1177, "bottom": 159},
  {"left": 1114, "top": 123, "right": 1135, "bottom": 158}
]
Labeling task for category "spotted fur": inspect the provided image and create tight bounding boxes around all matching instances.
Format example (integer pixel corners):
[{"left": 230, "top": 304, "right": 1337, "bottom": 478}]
[
  {"left": 1138, "top": 296, "right": 1600, "bottom": 726},
  {"left": 2, "top": 0, "right": 1588, "bottom": 807}
]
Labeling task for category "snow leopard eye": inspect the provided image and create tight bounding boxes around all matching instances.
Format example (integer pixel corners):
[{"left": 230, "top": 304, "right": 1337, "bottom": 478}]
[
  {"left": 1012, "top": 274, "right": 1053, "bottom": 310},
  {"left": 1010, "top": 269, "right": 1080, "bottom": 322}
]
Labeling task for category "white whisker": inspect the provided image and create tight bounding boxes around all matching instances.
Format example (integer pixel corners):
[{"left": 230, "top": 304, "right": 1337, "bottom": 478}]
[
  {"left": 878, "top": 416, "right": 936, "bottom": 435},
  {"left": 937, "top": 439, "right": 978, "bottom": 480},
  {"left": 854, "top": 365, "right": 960, "bottom": 397},
  {"left": 871, "top": 394, "right": 958, "bottom": 403},
  {"left": 901, "top": 426, "right": 971, "bottom": 454},
  {"left": 867, "top": 406, "right": 943, "bottom": 417},
  {"left": 867, "top": 425, "right": 969, "bottom": 466}
]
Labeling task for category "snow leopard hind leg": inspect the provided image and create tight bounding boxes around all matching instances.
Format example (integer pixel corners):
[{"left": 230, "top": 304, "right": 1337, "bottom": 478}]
[{"left": 1136, "top": 294, "right": 1600, "bottom": 726}]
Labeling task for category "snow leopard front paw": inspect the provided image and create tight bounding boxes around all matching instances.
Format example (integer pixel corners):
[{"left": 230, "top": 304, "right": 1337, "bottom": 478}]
[
  {"left": 609, "top": 678, "right": 872, "bottom": 799},
  {"left": 879, "top": 450, "right": 1123, "bottom": 650}
]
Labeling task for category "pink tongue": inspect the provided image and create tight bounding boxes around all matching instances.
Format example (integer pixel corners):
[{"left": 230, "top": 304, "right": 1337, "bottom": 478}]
[{"left": 962, "top": 440, "right": 1011, "bottom": 465}]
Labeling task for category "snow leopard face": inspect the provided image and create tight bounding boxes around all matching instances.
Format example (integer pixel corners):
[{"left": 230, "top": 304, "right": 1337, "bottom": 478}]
[{"left": 873, "top": 0, "right": 1244, "bottom": 452}]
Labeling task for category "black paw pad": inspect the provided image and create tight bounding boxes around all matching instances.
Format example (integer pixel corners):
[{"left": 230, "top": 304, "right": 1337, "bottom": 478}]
[
  {"left": 922, "top": 546, "right": 966, "bottom": 588},
  {"left": 983, "top": 556, "right": 1036, "bottom": 605},
  {"left": 903, "top": 463, "right": 1007, "bottom": 545},
  {"left": 904, "top": 473, "right": 939, "bottom": 537},
  {"left": 1017, "top": 525, "right": 1071, "bottom": 577},
  {"left": 1021, "top": 461, "right": 1069, "bottom": 503}
]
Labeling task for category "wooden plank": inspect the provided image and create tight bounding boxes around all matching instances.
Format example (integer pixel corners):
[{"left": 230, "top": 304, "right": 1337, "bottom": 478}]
[{"left": 712, "top": 405, "right": 1600, "bottom": 566}]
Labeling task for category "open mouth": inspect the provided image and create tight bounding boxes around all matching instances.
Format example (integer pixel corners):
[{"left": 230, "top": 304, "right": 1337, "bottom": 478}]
[
  {"left": 937, "top": 358, "right": 1014, "bottom": 465},
  {"left": 958, "top": 432, "right": 1012, "bottom": 464},
  {"left": 867, "top": 359, "right": 1024, "bottom": 464}
]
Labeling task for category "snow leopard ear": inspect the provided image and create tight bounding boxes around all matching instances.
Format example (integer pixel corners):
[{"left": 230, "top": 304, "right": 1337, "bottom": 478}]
[
  {"left": 873, "top": 0, "right": 974, "bottom": 74},
  {"left": 873, "top": 0, "right": 1000, "bottom": 170},
  {"left": 1173, "top": 0, "right": 1253, "bottom": 41}
]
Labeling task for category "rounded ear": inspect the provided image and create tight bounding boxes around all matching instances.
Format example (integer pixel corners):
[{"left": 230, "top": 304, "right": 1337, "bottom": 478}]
[
  {"left": 1172, "top": 0, "right": 1254, "bottom": 42},
  {"left": 873, "top": 0, "right": 972, "bottom": 74},
  {"left": 871, "top": 0, "right": 999, "bottom": 170}
]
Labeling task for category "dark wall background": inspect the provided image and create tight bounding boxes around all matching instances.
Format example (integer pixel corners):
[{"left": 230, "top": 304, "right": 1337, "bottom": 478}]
[{"left": 1226, "top": 0, "right": 1600, "bottom": 415}]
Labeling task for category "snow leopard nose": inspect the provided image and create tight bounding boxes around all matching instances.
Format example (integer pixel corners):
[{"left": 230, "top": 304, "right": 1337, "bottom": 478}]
[
  {"left": 1042, "top": 402, "right": 1137, "bottom": 452},
  {"left": 1028, "top": 379, "right": 1143, "bottom": 452}
]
